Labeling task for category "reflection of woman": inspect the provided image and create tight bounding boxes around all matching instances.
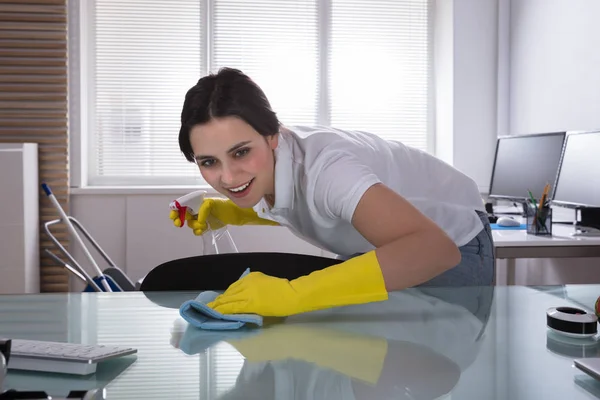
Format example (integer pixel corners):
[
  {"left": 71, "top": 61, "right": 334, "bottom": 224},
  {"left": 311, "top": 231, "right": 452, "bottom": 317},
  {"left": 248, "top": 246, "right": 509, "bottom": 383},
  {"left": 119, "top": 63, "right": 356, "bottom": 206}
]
[
  {"left": 218, "top": 343, "right": 460, "bottom": 400},
  {"left": 167, "top": 67, "right": 494, "bottom": 317},
  {"left": 175, "top": 287, "right": 493, "bottom": 400}
]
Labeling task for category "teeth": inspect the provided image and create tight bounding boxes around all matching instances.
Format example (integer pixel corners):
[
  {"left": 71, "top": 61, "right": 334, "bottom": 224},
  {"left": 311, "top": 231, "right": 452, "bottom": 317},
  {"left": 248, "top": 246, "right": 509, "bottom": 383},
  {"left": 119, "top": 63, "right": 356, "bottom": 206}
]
[{"left": 229, "top": 180, "right": 251, "bottom": 192}]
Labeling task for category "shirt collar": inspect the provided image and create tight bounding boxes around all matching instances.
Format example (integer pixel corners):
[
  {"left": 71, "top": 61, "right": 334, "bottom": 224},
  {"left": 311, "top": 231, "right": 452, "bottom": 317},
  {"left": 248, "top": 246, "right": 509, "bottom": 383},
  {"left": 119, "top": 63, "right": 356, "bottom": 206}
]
[
  {"left": 272, "top": 131, "right": 295, "bottom": 211},
  {"left": 251, "top": 130, "right": 295, "bottom": 215}
]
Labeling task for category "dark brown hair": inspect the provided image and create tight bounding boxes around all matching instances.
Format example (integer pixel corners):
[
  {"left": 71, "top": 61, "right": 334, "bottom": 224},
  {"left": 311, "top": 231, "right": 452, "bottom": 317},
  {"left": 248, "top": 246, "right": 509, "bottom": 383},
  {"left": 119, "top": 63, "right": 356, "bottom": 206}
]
[{"left": 178, "top": 68, "right": 280, "bottom": 162}]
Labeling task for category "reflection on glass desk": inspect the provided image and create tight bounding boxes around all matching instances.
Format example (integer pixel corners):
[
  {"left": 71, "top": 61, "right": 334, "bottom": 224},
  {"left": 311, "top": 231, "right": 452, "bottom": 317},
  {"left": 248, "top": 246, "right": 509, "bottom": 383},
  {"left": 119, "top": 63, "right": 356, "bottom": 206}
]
[{"left": 1, "top": 285, "right": 600, "bottom": 399}]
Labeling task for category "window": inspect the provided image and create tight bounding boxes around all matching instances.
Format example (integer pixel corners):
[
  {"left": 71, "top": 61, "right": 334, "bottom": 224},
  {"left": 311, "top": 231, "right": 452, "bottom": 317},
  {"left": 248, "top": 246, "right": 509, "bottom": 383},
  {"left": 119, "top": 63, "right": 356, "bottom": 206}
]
[{"left": 79, "top": 0, "right": 432, "bottom": 186}]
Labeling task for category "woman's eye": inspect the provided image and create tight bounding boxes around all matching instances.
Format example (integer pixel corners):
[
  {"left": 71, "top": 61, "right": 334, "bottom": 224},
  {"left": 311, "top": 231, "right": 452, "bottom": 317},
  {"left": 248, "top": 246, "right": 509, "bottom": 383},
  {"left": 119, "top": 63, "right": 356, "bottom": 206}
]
[
  {"left": 234, "top": 148, "right": 250, "bottom": 158},
  {"left": 200, "top": 159, "right": 216, "bottom": 168}
]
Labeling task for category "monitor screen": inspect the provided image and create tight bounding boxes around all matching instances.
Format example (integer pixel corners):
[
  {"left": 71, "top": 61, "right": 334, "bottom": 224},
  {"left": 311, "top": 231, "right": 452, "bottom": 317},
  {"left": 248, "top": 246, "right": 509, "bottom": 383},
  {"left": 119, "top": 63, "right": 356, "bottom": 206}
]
[
  {"left": 552, "top": 131, "right": 600, "bottom": 208},
  {"left": 489, "top": 132, "right": 566, "bottom": 201}
]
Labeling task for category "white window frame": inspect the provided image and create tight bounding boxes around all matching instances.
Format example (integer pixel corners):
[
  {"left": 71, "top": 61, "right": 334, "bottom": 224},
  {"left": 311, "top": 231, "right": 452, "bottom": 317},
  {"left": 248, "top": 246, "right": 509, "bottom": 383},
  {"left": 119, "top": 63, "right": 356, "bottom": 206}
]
[{"left": 69, "top": 0, "right": 435, "bottom": 192}]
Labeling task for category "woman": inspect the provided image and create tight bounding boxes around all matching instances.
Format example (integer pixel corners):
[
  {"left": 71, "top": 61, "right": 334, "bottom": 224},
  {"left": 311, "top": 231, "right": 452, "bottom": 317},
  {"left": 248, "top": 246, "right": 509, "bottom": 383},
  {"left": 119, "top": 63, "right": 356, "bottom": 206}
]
[{"left": 169, "top": 67, "right": 495, "bottom": 317}]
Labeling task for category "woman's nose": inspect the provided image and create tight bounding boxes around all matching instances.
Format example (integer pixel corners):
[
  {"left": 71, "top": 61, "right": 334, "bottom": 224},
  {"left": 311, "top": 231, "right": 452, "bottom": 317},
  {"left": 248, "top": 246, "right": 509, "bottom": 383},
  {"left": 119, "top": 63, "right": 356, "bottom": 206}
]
[{"left": 220, "top": 163, "right": 238, "bottom": 185}]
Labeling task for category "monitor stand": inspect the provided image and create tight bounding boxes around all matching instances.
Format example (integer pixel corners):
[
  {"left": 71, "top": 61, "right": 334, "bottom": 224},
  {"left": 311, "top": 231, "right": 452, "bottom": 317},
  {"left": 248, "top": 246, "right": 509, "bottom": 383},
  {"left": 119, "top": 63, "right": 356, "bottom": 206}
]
[
  {"left": 520, "top": 201, "right": 528, "bottom": 216},
  {"left": 571, "top": 208, "right": 600, "bottom": 237},
  {"left": 487, "top": 201, "right": 527, "bottom": 216}
]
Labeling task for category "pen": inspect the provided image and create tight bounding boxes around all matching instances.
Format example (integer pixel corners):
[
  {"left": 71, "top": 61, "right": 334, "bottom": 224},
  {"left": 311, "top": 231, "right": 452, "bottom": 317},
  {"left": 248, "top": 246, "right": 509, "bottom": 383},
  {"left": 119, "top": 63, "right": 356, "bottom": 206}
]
[
  {"left": 527, "top": 189, "right": 538, "bottom": 209},
  {"left": 538, "top": 184, "right": 552, "bottom": 231},
  {"left": 539, "top": 183, "right": 550, "bottom": 209},
  {"left": 527, "top": 189, "right": 539, "bottom": 224}
]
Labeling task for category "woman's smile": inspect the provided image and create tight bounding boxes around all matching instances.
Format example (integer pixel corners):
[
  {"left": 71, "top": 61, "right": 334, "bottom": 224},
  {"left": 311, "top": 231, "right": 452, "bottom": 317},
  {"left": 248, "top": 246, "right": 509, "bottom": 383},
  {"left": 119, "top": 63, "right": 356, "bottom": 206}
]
[{"left": 224, "top": 178, "right": 255, "bottom": 198}]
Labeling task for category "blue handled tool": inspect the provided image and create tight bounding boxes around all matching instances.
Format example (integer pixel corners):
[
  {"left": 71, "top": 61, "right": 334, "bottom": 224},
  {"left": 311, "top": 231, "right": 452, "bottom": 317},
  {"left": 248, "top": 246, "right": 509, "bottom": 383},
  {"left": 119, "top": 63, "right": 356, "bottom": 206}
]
[{"left": 42, "top": 183, "right": 113, "bottom": 292}]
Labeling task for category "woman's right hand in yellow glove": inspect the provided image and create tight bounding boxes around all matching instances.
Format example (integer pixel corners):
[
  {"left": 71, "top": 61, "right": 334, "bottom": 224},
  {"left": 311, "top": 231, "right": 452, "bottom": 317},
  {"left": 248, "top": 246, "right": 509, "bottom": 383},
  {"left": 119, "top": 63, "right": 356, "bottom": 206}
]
[{"left": 169, "top": 197, "right": 278, "bottom": 236}]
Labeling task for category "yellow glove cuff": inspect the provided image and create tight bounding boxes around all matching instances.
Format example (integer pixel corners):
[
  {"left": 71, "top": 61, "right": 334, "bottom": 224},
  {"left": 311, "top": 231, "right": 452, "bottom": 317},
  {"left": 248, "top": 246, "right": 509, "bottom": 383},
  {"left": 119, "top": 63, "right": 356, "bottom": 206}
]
[
  {"left": 290, "top": 250, "right": 389, "bottom": 312},
  {"left": 206, "top": 250, "right": 388, "bottom": 317}
]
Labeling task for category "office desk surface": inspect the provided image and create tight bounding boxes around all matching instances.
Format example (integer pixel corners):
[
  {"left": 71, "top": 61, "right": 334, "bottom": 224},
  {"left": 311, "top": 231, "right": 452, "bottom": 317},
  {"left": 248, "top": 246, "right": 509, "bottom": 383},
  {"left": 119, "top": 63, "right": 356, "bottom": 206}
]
[
  {"left": 493, "top": 223, "right": 600, "bottom": 247},
  {"left": 2, "top": 286, "right": 600, "bottom": 399},
  {"left": 492, "top": 223, "right": 600, "bottom": 261}
]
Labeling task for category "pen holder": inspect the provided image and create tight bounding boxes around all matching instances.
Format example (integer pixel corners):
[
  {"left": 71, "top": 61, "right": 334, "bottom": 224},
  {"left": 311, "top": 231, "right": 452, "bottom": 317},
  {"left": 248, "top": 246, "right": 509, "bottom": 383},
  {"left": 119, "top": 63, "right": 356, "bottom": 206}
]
[{"left": 526, "top": 204, "right": 552, "bottom": 236}]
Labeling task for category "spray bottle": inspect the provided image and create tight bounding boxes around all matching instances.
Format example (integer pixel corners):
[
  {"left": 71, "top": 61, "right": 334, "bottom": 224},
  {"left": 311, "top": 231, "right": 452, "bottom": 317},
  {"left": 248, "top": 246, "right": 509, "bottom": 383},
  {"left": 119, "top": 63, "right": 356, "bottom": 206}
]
[{"left": 170, "top": 190, "right": 238, "bottom": 254}]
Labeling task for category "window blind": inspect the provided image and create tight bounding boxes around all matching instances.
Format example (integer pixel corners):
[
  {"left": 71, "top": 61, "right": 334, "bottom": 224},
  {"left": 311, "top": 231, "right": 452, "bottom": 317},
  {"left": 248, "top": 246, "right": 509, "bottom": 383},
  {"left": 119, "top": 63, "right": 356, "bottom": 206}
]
[
  {"left": 212, "top": 0, "right": 319, "bottom": 126},
  {"left": 329, "top": 0, "right": 430, "bottom": 149},
  {"left": 90, "top": 0, "right": 203, "bottom": 185},
  {"left": 85, "top": 0, "right": 431, "bottom": 186}
]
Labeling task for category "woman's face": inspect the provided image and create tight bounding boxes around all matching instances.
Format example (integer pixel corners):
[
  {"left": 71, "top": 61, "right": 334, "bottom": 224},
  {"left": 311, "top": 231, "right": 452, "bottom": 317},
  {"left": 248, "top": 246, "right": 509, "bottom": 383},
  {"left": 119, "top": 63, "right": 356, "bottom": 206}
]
[{"left": 189, "top": 116, "right": 278, "bottom": 208}]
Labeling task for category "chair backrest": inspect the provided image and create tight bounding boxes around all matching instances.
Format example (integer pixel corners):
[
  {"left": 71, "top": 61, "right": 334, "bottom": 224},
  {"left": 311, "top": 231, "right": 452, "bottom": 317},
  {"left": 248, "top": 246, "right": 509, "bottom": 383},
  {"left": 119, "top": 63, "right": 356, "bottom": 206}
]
[{"left": 139, "top": 252, "right": 342, "bottom": 292}]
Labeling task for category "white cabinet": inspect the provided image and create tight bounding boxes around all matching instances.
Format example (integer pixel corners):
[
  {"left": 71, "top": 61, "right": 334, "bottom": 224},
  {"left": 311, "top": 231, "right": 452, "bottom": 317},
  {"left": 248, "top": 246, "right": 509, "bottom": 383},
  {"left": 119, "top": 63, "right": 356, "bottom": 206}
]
[{"left": 0, "top": 143, "right": 39, "bottom": 293}]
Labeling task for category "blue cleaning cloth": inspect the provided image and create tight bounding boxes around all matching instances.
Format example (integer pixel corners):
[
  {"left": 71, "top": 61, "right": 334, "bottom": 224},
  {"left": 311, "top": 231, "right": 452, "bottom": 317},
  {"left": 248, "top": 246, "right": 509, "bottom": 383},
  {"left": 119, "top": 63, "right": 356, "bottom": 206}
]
[
  {"left": 490, "top": 223, "right": 527, "bottom": 230},
  {"left": 179, "top": 268, "right": 263, "bottom": 330}
]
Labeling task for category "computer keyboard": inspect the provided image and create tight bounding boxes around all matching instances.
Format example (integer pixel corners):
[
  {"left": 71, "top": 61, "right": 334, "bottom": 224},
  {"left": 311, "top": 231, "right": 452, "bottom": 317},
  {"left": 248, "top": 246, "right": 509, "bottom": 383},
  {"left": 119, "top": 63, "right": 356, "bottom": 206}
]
[{"left": 6, "top": 338, "right": 137, "bottom": 375}]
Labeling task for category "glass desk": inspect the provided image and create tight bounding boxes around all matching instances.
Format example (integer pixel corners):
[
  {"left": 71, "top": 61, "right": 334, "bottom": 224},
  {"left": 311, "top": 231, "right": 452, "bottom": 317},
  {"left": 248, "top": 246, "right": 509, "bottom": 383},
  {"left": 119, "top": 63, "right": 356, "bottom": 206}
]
[{"left": 1, "top": 285, "right": 600, "bottom": 399}]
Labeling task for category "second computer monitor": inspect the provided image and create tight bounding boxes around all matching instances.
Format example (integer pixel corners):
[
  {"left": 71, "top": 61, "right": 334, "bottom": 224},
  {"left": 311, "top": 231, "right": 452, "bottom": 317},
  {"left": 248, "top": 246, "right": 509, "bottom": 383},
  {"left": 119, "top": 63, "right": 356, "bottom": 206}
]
[
  {"left": 552, "top": 130, "right": 600, "bottom": 208},
  {"left": 489, "top": 132, "right": 566, "bottom": 202}
]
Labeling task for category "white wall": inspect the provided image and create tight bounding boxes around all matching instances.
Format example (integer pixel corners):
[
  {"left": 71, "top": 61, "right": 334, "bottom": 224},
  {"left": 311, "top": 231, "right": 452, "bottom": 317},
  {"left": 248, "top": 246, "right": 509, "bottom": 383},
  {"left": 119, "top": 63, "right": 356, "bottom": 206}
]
[
  {"left": 434, "top": 0, "right": 499, "bottom": 194},
  {"left": 509, "top": 0, "right": 600, "bottom": 134},
  {"left": 506, "top": 0, "right": 600, "bottom": 284}
]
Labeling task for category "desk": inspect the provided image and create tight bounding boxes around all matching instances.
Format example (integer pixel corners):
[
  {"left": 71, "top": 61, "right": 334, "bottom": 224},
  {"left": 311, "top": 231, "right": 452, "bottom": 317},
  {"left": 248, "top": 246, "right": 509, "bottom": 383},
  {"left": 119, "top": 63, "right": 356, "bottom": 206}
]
[
  {"left": 493, "top": 223, "right": 600, "bottom": 285},
  {"left": 2, "top": 286, "right": 600, "bottom": 399}
]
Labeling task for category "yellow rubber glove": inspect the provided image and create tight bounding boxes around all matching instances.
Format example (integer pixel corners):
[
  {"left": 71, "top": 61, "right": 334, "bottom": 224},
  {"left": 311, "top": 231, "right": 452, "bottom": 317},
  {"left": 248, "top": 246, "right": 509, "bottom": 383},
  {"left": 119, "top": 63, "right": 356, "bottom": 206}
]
[
  {"left": 226, "top": 324, "right": 388, "bottom": 384},
  {"left": 169, "top": 197, "right": 278, "bottom": 236},
  {"left": 207, "top": 250, "right": 388, "bottom": 316}
]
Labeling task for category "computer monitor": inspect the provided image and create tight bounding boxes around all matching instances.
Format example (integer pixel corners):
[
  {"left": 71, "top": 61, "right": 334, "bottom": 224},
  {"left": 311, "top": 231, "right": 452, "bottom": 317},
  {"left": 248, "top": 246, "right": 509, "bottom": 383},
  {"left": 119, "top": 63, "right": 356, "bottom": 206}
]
[
  {"left": 488, "top": 132, "right": 566, "bottom": 205},
  {"left": 552, "top": 130, "right": 600, "bottom": 230}
]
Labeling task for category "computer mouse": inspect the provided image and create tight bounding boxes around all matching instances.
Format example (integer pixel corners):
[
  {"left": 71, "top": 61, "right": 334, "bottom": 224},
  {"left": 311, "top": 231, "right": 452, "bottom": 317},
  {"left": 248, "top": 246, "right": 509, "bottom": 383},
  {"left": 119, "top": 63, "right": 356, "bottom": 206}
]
[{"left": 496, "top": 216, "right": 521, "bottom": 227}]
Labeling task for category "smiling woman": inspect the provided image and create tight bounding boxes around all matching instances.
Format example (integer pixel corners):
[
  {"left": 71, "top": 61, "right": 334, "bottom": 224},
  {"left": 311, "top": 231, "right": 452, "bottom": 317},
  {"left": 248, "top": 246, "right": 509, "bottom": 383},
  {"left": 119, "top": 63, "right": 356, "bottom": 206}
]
[
  {"left": 178, "top": 67, "right": 281, "bottom": 209},
  {"left": 167, "top": 67, "right": 495, "bottom": 317},
  {"left": 189, "top": 118, "right": 278, "bottom": 207}
]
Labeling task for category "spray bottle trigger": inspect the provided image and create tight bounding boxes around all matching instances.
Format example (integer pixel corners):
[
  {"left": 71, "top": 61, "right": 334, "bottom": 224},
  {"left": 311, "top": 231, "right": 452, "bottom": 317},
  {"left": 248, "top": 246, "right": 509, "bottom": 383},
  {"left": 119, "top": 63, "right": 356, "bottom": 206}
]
[
  {"left": 179, "top": 208, "right": 188, "bottom": 227},
  {"left": 173, "top": 200, "right": 187, "bottom": 228}
]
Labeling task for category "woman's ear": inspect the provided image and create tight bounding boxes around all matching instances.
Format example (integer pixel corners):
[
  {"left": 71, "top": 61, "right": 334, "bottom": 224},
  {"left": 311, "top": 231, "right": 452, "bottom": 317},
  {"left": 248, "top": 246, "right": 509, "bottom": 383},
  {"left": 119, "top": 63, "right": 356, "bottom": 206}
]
[{"left": 267, "top": 133, "right": 279, "bottom": 150}]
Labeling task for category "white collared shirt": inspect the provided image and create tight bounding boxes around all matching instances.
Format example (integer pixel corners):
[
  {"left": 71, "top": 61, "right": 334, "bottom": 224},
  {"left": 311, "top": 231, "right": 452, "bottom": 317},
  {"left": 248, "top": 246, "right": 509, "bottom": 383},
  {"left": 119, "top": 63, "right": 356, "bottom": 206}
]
[{"left": 253, "top": 126, "right": 485, "bottom": 257}]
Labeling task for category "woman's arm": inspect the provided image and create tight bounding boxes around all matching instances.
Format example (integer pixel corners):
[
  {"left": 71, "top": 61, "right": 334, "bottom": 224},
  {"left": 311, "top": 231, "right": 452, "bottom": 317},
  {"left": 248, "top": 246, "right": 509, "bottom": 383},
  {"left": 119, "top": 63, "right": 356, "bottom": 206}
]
[
  {"left": 206, "top": 182, "right": 462, "bottom": 317},
  {"left": 351, "top": 183, "right": 461, "bottom": 291}
]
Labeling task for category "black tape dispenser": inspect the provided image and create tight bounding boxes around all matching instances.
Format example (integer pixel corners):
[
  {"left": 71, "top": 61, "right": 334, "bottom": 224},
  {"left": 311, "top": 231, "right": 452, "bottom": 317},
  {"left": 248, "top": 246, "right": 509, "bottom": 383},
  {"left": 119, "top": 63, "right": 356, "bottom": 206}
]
[{"left": 547, "top": 306, "right": 598, "bottom": 338}]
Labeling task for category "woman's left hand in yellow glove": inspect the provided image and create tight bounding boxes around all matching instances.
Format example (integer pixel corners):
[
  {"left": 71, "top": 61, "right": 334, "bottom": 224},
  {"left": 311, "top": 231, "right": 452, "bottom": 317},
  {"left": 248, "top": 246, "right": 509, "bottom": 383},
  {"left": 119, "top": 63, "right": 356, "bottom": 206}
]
[{"left": 206, "top": 251, "right": 389, "bottom": 317}]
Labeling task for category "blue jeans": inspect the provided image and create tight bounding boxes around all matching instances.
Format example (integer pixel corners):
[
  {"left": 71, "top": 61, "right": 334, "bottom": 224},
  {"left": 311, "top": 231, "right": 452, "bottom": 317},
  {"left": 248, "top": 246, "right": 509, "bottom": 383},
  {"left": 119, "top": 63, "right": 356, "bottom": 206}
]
[{"left": 418, "top": 210, "right": 495, "bottom": 287}]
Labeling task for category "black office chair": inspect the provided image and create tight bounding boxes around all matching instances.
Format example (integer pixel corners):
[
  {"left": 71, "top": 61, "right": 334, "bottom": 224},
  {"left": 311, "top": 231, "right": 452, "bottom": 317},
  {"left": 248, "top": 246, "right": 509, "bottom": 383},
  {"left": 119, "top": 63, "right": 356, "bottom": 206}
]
[{"left": 139, "top": 252, "right": 342, "bottom": 292}]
